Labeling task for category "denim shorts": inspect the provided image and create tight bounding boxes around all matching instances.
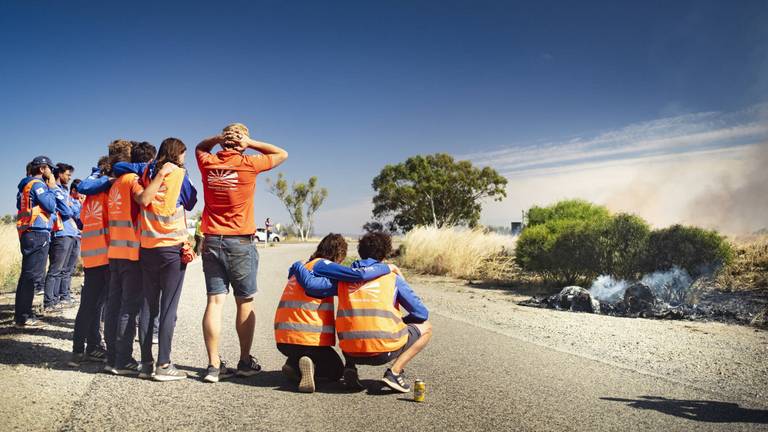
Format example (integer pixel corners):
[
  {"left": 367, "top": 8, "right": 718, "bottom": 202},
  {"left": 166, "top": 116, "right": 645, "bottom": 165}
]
[{"left": 201, "top": 235, "right": 258, "bottom": 298}]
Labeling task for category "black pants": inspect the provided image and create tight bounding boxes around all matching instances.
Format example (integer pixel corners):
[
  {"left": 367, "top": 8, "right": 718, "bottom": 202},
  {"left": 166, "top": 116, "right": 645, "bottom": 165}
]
[
  {"left": 276, "top": 343, "right": 344, "bottom": 382},
  {"left": 139, "top": 246, "right": 186, "bottom": 365},
  {"left": 110, "top": 259, "right": 143, "bottom": 367},
  {"left": 72, "top": 265, "right": 108, "bottom": 354},
  {"left": 15, "top": 231, "right": 51, "bottom": 324}
]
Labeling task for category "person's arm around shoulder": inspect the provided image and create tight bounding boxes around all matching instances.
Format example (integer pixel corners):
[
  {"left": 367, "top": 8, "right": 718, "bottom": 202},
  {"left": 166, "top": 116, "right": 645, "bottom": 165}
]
[
  {"left": 289, "top": 261, "right": 338, "bottom": 299},
  {"left": 395, "top": 275, "right": 429, "bottom": 324},
  {"left": 312, "top": 259, "right": 395, "bottom": 282},
  {"left": 133, "top": 163, "right": 178, "bottom": 207},
  {"left": 77, "top": 170, "right": 111, "bottom": 196}
]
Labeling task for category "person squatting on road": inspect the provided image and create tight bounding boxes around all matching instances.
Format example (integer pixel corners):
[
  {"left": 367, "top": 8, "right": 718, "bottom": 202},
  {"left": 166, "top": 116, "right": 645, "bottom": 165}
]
[
  {"left": 291, "top": 232, "right": 433, "bottom": 393},
  {"left": 195, "top": 123, "right": 288, "bottom": 383},
  {"left": 43, "top": 163, "right": 81, "bottom": 312},
  {"left": 274, "top": 233, "right": 397, "bottom": 393},
  {"left": 14, "top": 156, "right": 58, "bottom": 328}
]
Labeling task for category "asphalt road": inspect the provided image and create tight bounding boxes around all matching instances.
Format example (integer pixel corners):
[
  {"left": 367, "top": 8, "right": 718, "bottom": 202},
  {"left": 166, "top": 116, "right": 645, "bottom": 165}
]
[{"left": 5, "top": 243, "right": 768, "bottom": 431}]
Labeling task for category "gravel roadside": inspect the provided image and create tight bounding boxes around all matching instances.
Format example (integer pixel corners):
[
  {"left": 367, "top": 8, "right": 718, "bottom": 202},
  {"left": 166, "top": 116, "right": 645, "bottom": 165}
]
[{"left": 409, "top": 273, "right": 768, "bottom": 404}]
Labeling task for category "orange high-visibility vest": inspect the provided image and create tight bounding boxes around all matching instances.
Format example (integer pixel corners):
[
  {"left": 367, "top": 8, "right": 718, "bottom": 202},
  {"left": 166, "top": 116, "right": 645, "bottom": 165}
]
[
  {"left": 336, "top": 273, "right": 408, "bottom": 355},
  {"left": 80, "top": 190, "right": 110, "bottom": 268},
  {"left": 274, "top": 259, "right": 336, "bottom": 346},
  {"left": 16, "top": 178, "right": 53, "bottom": 236},
  {"left": 108, "top": 174, "right": 141, "bottom": 261},
  {"left": 138, "top": 165, "right": 187, "bottom": 248}
]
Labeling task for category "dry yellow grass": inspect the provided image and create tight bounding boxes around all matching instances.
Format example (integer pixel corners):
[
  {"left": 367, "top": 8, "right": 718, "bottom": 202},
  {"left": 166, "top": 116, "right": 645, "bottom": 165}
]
[
  {"left": 717, "top": 234, "right": 768, "bottom": 291},
  {"left": 0, "top": 224, "right": 21, "bottom": 293},
  {"left": 399, "top": 226, "right": 517, "bottom": 280}
]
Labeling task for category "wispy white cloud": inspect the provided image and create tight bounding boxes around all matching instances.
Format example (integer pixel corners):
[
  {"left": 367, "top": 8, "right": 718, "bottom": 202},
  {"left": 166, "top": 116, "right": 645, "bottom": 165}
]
[{"left": 461, "top": 103, "right": 768, "bottom": 176}]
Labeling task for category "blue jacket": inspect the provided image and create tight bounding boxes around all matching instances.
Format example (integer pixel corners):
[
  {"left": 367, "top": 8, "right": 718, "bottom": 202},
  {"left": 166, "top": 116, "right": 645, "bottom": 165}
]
[
  {"left": 76, "top": 167, "right": 111, "bottom": 196},
  {"left": 16, "top": 176, "right": 57, "bottom": 232},
  {"left": 53, "top": 183, "right": 81, "bottom": 238},
  {"left": 290, "top": 258, "right": 429, "bottom": 323},
  {"left": 113, "top": 162, "right": 197, "bottom": 211}
]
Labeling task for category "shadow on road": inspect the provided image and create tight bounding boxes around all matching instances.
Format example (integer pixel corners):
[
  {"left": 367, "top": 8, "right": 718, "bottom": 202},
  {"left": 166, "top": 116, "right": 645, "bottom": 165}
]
[
  {"left": 0, "top": 336, "right": 71, "bottom": 367},
  {"left": 602, "top": 396, "right": 768, "bottom": 424}
]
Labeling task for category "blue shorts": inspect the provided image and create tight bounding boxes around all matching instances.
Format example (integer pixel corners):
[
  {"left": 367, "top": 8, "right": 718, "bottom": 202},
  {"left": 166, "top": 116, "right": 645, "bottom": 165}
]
[{"left": 201, "top": 235, "right": 259, "bottom": 298}]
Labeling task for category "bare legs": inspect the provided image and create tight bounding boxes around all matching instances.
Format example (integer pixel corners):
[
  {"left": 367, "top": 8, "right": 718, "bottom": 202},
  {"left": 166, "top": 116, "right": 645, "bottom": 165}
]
[{"left": 391, "top": 321, "right": 432, "bottom": 374}]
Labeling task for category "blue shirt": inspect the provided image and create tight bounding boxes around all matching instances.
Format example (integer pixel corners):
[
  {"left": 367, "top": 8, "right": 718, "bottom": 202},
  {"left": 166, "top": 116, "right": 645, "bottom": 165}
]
[
  {"left": 113, "top": 162, "right": 197, "bottom": 211},
  {"left": 290, "top": 258, "right": 429, "bottom": 323},
  {"left": 76, "top": 167, "right": 111, "bottom": 196},
  {"left": 52, "top": 183, "right": 81, "bottom": 238}
]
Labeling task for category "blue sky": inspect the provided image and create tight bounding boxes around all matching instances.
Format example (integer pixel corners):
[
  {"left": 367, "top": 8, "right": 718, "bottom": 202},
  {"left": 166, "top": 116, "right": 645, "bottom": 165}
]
[{"left": 1, "top": 1, "right": 766, "bottom": 233}]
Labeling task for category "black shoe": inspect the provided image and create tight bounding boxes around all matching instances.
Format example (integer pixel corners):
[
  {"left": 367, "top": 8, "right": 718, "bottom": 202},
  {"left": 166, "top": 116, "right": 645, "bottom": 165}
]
[
  {"left": 236, "top": 355, "right": 262, "bottom": 377},
  {"left": 343, "top": 367, "right": 364, "bottom": 390},
  {"left": 281, "top": 361, "right": 300, "bottom": 383},
  {"left": 382, "top": 368, "right": 411, "bottom": 393},
  {"left": 68, "top": 352, "right": 86, "bottom": 367},
  {"left": 113, "top": 359, "right": 141, "bottom": 376},
  {"left": 86, "top": 347, "right": 107, "bottom": 363},
  {"left": 297, "top": 356, "right": 315, "bottom": 393},
  {"left": 203, "top": 358, "right": 236, "bottom": 383}
]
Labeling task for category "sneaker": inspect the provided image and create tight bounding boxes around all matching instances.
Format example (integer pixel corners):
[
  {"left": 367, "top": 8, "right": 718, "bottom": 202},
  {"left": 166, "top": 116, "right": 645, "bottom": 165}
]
[
  {"left": 43, "top": 306, "right": 61, "bottom": 315},
  {"left": 113, "top": 359, "right": 141, "bottom": 376},
  {"left": 68, "top": 352, "right": 86, "bottom": 368},
  {"left": 153, "top": 363, "right": 187, "bottom": 382},
  {"left": 343, "top": 367, "right": 364, "bottom": 390},
  {"left": 382, "top": 368, "right": 411, "bottom": 393},
  {"left": 297, "top": 356, "right": 316, "bottom": 393},
  {"left": 103, "top": 364, "right": 116, "bottom": 374},
  {"left": 203, "top": 359, "right": 236, "bottom": 383},
  {"left": 86, "top": 347, "right": 107, "bottom": 363},
  {"left": 14, "top": 317, "right": 43, "bottom": 328},
  {"left": 236, "top": 355, "right": 262, "bottom": 377},
  {"left": 34, "top": 288, "right": 43, "bottom": 296},
  {"left": 138, "top": 362, "right": 155, "bottom": 379},
  {"left": 281, "top": 361, "right": 300, "bottom": 383},
  {"left": 61, "top": 298, "right": 78, "bottom": 308},
  {"left": 152, "top": 334, "right": 159, "bottom": 345}
]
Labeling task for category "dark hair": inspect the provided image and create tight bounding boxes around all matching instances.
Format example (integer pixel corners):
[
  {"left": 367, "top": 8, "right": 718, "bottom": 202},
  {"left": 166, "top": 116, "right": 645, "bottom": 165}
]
[
  {"left": 358, "top": 232, "right": 392, "bottom": 261},
  {"left": 71, "top": 179, "right": 82, "bottom": 192},
  {"left": 156, "top": 138, "right": 186, "bottom": 169},
  {"left": 310, "top": 233, "right": 348, "bottom": 263},
  {"left": 26, "top": 162, "right": 33, "bottom": 176},
  {"left": 97, "top": 156, "right": 110, "bottom": 176},
  {"left": 131, "top": 141, "right": 156, "bottom": 163},
  {"left": 54, "top": 163, "right": 74, "bottom": 178}
]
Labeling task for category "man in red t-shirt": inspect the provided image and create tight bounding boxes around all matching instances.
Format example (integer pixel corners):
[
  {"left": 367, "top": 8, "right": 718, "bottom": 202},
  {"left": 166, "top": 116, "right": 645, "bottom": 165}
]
[{"left": 196, "top": 123, "right": 288, "bottom": 382}]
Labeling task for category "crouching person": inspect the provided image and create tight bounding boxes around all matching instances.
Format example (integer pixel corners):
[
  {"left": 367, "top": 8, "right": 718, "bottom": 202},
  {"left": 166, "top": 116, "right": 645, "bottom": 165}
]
[
  {"left": 291, "top": 232, "right": 432, "bottom": 393},
  {"left": 277, "top": 233, "right": 395, "bottom": 393}
]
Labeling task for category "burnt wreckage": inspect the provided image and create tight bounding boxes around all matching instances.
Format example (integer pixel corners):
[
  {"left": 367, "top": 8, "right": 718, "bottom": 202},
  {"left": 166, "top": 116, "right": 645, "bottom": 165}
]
[{"left": 520, "top": 279, "right": 768, "bottom": 326}]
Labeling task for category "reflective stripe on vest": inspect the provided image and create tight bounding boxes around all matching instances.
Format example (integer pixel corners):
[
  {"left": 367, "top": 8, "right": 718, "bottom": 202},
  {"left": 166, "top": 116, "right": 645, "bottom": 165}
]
[
  {"left": 273, "top": 258, "right": 336, "bottom": 346},
  {"left": 138, "top": 166, "right": 187, "bottom": 248},
  {"left": 80, "top": 191, "right": 110, "bottom": 268},
  {"left": 336, "top": 273, "right": 407, "bottom": 355},
  {"left": 16, "top": 178, "right": 53, "bottom": 236},
  {"left": 107, "top": 174, "right": 142, "bottom": 261}
]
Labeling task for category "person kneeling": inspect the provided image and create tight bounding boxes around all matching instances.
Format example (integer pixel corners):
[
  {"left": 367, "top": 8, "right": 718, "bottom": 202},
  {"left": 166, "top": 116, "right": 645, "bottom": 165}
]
[
  {"left": 277, "top": 233, "right": 395, "bottom": 393},
  {"left": 290, "top": 232, "right": 432, "bottom": 393}
]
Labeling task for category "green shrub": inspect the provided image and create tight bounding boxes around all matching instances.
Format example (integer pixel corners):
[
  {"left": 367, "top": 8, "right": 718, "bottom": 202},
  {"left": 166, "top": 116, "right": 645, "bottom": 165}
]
[
  {"left": 599, "top": 213, "right": 650, "bottom": 280},
  {"left": 642, "top": 225, "right": 733, "bottom": 277},
  {"left": 527, "top": 199, "right": 610, "bottom": 227}
]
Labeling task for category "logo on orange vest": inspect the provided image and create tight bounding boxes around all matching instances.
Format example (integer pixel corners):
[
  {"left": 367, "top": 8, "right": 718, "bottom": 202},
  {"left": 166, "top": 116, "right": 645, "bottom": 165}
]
[
  {"left": 347, "top": 281, "right": 381, "bottom": 301},
  {"left": 207, "top": 169, "right": 239, "bottom": 190},
  {"left": 108, "top": 188, "right": 122, "bottom": 211},
  {"left": 83, "top": 200, "right": 103, "bottom": 222}
]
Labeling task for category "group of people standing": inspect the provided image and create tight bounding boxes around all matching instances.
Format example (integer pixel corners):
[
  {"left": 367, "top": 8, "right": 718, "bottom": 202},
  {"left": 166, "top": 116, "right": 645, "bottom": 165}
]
[{"left": 14, "top": 122, "right": 432, "bottom": 393}]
